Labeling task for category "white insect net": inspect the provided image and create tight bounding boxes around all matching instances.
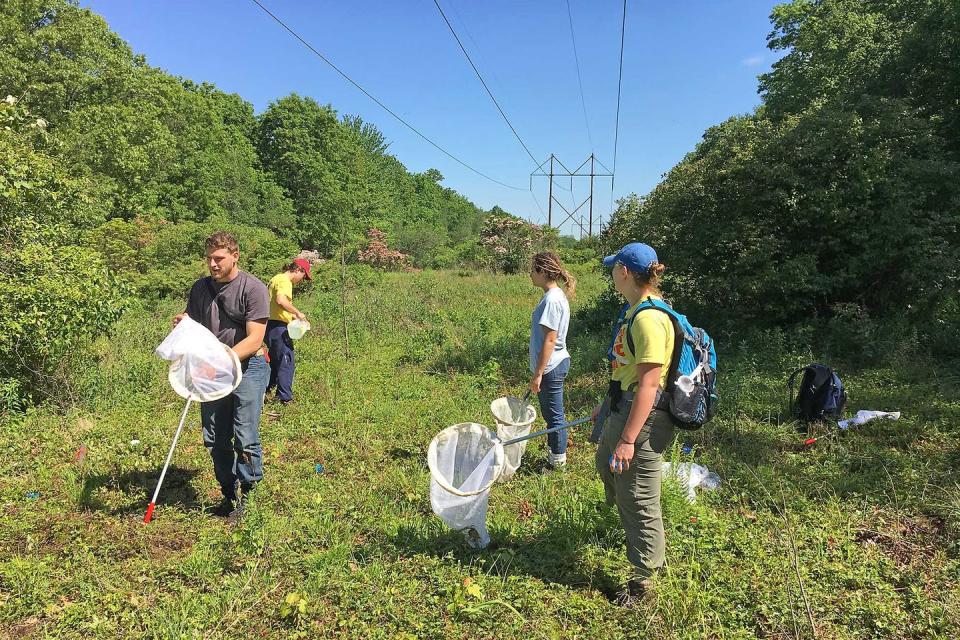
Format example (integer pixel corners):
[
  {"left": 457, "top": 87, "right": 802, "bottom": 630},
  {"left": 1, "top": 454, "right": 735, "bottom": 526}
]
[
  {"left": 155, "top": 316, "right": 242, "bottom": 402},
  {"left": 428, "top": 422, "right": 506, "bottom": 549}
]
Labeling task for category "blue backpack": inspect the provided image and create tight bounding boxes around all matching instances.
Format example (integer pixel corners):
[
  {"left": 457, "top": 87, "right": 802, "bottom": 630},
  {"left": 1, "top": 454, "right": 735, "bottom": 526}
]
[
  {"left": 787, "top": 364, "right": 847, "bottom": 422},
  {"left": 626, "top": 298, "right": 718, "bottom": 429}
]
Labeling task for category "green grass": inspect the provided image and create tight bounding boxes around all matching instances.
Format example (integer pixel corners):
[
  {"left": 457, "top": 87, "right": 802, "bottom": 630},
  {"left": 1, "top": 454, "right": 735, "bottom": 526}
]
[{"left": 1, "top": 267, "right": 958, "bottom": 638}]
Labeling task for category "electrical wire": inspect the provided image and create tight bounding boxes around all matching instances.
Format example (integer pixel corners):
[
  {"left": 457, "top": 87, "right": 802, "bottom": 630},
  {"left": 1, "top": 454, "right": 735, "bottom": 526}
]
[
  {"left": 432, "top": 0, "right": 539, "bottom": 165},
  {"left": 566, "top": 0, "right": 594, "bottom": 153},
  {"left": 248, "top": 0, "right": 525, "bottom": 191},
  {"left": 610, "top": 0, "right": 628, "bottom": 217}
]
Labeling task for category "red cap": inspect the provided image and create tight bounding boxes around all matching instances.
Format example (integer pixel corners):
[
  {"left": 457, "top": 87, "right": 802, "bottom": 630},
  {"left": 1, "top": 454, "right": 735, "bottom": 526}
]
[{"left": 293, "top": 258, "right": 312, "bottom": 280}]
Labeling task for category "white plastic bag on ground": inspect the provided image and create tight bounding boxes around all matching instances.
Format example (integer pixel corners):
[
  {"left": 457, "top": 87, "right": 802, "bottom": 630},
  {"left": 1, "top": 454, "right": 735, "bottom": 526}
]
[
  {"left": 490, "top": 396, "right": 536, "bottom": 481},
  {"left": 838, "top": 410, "right": 901, "bottom": 430},
  {"left": 427, "top": 423, "right": 505, "bottom": 549},
  {"left": 155, "top": 316, "right": 241, "bottom": 402},
  {"left": 662, "top": 462, "right": 720, "bottom": 503}
]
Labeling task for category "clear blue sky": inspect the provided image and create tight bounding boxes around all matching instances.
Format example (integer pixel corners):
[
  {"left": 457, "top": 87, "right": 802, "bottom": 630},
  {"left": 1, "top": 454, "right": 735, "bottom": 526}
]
[{"left": 83, "top": 0, "right": 783, "bottom": 237}]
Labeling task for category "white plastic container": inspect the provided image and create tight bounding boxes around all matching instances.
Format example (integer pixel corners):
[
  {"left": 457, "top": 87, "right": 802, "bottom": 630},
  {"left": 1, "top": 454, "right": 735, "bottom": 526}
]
[{"left": 288, "top": 319, "right": 311, "bottom": 340}]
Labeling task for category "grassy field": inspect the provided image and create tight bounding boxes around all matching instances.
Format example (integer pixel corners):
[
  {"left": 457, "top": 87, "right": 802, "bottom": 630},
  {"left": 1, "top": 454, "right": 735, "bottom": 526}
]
[{"left": 1, "top": 267, "right": 959, "bottom": 639}]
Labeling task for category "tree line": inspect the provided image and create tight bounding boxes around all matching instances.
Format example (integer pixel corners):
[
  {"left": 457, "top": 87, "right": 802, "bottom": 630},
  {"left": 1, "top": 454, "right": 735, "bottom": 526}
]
[
  {"left": 1, "top": 0, "right": 552, "bottom": 408},
  {"left": 602, "top": 0, "right": 959, "bottom": 358}
]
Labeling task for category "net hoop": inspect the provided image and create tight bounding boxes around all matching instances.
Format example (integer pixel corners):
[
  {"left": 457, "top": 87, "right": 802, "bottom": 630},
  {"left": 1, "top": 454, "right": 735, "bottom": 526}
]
[{"left": 427, "top": 422, "right": 505, "bottom": 497}]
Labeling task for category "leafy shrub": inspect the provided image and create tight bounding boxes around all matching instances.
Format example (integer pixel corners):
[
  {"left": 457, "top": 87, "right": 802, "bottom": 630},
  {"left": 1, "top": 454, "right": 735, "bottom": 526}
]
[
  {"left": 393, "top": 222, "right": 448, "bottom": 268},
  {"left": 558, "top": 244, "right": 598, "bottom": 267},
  {"left": 0, "top": 221, "right": 128, "bottom": 405},
  {"left": 604, "top": 100, "right": 960, "bottom": 332},
  {"left": 88, "top": 218, "right": 298, "bottom": 298}
]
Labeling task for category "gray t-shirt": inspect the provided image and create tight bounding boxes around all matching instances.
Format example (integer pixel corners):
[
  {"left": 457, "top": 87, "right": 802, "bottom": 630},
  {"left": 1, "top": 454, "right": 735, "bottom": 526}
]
[
  {"left": 529, "top": 286, "right": 571, "bottom": 374},
  {"left": 187, "top": 271, "right": 270, "bottom": 347}
]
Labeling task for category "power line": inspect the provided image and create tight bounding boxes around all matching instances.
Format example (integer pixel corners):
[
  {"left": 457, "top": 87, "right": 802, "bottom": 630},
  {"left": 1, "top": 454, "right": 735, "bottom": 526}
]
[
  {"left": 446, "top": 0, "right": 506, "bottom": 99},
  {"left": 610, "top": 0, "right": 628, "bottom": 216},
  {"left": 433, "top": 0, "right": 539, "bottom": 165},
  {"left": 529, "top": 189, "right": 546, "bottom": 222},
  {"left": 248, "top": 0, "right": 525, "bottom": 191},
  {"left": 566, "top": 0, "right": 594, "bottom": 153}
]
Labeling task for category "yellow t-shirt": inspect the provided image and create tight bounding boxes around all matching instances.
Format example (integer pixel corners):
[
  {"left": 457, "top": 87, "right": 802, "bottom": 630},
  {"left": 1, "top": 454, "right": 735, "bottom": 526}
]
[
  {"left": 268, "top": 273, "right": 294, "bottom": 324},
  {"left": 610, "top": 297, "right": 675, "bottom": 390}
]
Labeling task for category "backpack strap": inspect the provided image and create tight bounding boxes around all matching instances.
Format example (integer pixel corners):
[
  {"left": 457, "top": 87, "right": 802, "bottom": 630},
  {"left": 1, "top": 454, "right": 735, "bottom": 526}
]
[
  {"left": 786, "top": 366, "right": 808, "bottom": 415},
  {"left": 624, "top": 297, "right": 683, "bottom": 394},
  {"left": 606, "top": 303, "right": 631, "bottom": 362}
]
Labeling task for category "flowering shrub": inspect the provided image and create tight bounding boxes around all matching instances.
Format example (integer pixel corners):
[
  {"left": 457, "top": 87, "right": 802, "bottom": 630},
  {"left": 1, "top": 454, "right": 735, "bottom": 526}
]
[
  {"left": 356, "top": 228, "right": 411, "bottom": 271},
  {"left": 479, "top": 212, "right": 557, "bottom": 273},
  {"left": 295, "top": 249, "right": 325, "bottom": 269}
]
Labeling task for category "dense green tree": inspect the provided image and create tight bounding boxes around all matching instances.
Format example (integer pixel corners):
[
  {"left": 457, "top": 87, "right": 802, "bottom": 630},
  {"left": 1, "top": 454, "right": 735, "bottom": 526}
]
[
  {"left": 0, "top": 97, "right": 126, "bottom": 406},
  {"left": 0, "top": 0, "right": 136, "bottom": 121},
  {"left": 257, "top": 94, "right": 378, "bottom": 253},
  {"left": 604, "top": 0, "right": 960, "bottom": 333},
  {"left": 342, "top": 113, "right": 390, "bottom": 156}
]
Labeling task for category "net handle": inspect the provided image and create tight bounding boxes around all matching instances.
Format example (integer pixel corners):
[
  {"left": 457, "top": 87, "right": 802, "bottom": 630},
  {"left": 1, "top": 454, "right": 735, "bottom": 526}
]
[{"left": 501, "top": 416, "right": 592, "bottom": 446}]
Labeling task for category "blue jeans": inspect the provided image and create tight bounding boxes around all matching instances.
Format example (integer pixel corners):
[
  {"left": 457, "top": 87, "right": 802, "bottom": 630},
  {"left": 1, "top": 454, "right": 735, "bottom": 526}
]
[
  {"left": 266, "top": 320, "right": 295, "bottom": 402},
  {"left": 201, "top": 354, "right": 270, "bottom": 498},
  {"left": 538, "top": 357, "right": 571, "bottom": 455}
]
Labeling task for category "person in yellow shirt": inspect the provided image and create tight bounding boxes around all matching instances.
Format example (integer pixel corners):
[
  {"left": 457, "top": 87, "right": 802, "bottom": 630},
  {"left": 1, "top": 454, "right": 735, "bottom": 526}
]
[
  {"left": 592, "top": 242, "right": 676, "bottom": 607},
  {"left": 265, "top": 258, "right": 311, "bottom": 404}
]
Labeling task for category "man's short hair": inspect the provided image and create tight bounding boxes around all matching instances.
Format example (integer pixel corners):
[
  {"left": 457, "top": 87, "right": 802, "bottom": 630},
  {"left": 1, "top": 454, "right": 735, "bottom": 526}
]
[{"left": 205, "top": 231, "right": 239, "bottom": 254}]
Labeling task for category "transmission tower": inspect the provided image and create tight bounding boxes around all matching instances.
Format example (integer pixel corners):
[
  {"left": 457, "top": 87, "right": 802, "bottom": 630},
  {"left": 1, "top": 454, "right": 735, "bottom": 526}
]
[{"left": 530, "top": 154, "right": 613, "bottom": 237}]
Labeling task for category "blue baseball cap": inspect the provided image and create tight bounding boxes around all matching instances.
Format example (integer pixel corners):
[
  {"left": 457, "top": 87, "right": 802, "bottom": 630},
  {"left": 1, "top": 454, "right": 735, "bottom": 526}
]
[{"left": 602, "top": 242, "right": 658, "bottom": 274}]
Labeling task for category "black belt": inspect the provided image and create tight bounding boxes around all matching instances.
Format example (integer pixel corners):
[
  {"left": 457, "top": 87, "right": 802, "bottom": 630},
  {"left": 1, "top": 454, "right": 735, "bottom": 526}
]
[{"left": 607, "top": 380, "right": 670, "bottom": 413}]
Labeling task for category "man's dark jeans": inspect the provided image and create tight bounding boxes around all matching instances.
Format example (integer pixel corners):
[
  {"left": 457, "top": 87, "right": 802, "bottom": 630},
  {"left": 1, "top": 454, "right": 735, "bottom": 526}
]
[{"left": 266, "top": 320, "right": 295, "bottom": 402}]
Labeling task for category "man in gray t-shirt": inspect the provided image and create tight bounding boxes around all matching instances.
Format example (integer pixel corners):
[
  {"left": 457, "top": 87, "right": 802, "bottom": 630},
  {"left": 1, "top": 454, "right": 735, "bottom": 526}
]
[
  {"left": 186, "top": 270, "right": 270, "bottom": 347},
  {"left": 173, "top": 231, "right": 270, "bottom": 520}
]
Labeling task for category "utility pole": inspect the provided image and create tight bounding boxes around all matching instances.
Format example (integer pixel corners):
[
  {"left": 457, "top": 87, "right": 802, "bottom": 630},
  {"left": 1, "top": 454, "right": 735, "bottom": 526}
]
[
  {"left": 547, "top": 155, "right": 554, "bottom": 227},
  {"left": 588, "top": 154, "right": 595, "bottom": 237},
  {"left": 531, "top": 153, "right": 612, "bottom": 237}
]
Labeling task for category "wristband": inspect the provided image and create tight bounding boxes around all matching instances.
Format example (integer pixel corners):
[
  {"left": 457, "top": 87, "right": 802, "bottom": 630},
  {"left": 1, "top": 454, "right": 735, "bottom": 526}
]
[{"left": 619, "top": 437, "right": 635, "bottom": 445}]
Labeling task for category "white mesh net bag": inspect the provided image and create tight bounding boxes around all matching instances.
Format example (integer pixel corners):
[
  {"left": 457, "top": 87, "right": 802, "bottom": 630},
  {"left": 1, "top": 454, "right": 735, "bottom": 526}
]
[
  {"left": 155, "top": 316, "right": 242, "bottom": 402},
  {"left": 490, "top": 396, "right": 536, "bottom": 481},
  {"left": 427, "top": 422, "right": 505, "bottom": 549}
]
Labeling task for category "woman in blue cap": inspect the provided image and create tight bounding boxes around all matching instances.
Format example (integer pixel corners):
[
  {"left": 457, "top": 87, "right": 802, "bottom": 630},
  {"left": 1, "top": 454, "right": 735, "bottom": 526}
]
[{"left": 593, "top": 241, "right": 676, "bottom": 605}]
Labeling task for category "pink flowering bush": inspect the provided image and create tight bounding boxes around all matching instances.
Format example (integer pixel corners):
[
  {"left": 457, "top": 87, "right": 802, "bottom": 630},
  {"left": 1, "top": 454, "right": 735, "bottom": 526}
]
[{"left": 356, "top": 228, "right": 411, "bottom": 271}]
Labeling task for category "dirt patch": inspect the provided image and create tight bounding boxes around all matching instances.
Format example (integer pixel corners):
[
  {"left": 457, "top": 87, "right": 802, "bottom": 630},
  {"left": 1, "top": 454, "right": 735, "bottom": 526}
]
[
  {"left": 517, "top": 500, "right": 535, "bottom": 522},
  {"left": 855, "top": 512, "right": 948, "bottom": 567},
  {"left": 5, "top": 616, "right": 40, "bottom": 639},
  {"left": 272, "top": 438, "right": 322, "bottom": 464},
  {"left": 22, "top": 512, "right": 198, "bottom": 562}
]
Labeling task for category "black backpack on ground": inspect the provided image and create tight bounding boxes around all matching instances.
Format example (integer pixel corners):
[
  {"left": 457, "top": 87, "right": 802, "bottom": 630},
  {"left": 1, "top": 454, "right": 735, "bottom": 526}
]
[{"left": 787, "top": 364, "right": 847, "bottom": 422}]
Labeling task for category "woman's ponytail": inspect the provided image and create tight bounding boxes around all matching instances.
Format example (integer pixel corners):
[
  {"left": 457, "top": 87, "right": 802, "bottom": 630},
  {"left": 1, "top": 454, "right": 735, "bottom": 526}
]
[
  {"left": 532, "top": 252, "right": 576, "bottom": 299},
  {"left": 558, "top": 266, "right": 577, "bottom": 298}
]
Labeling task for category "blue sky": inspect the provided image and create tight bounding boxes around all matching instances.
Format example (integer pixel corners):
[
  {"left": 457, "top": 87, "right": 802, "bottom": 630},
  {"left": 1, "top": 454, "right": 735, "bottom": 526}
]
[{"left": 83, "top": 0, "right": 783, "bottom": 237}]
